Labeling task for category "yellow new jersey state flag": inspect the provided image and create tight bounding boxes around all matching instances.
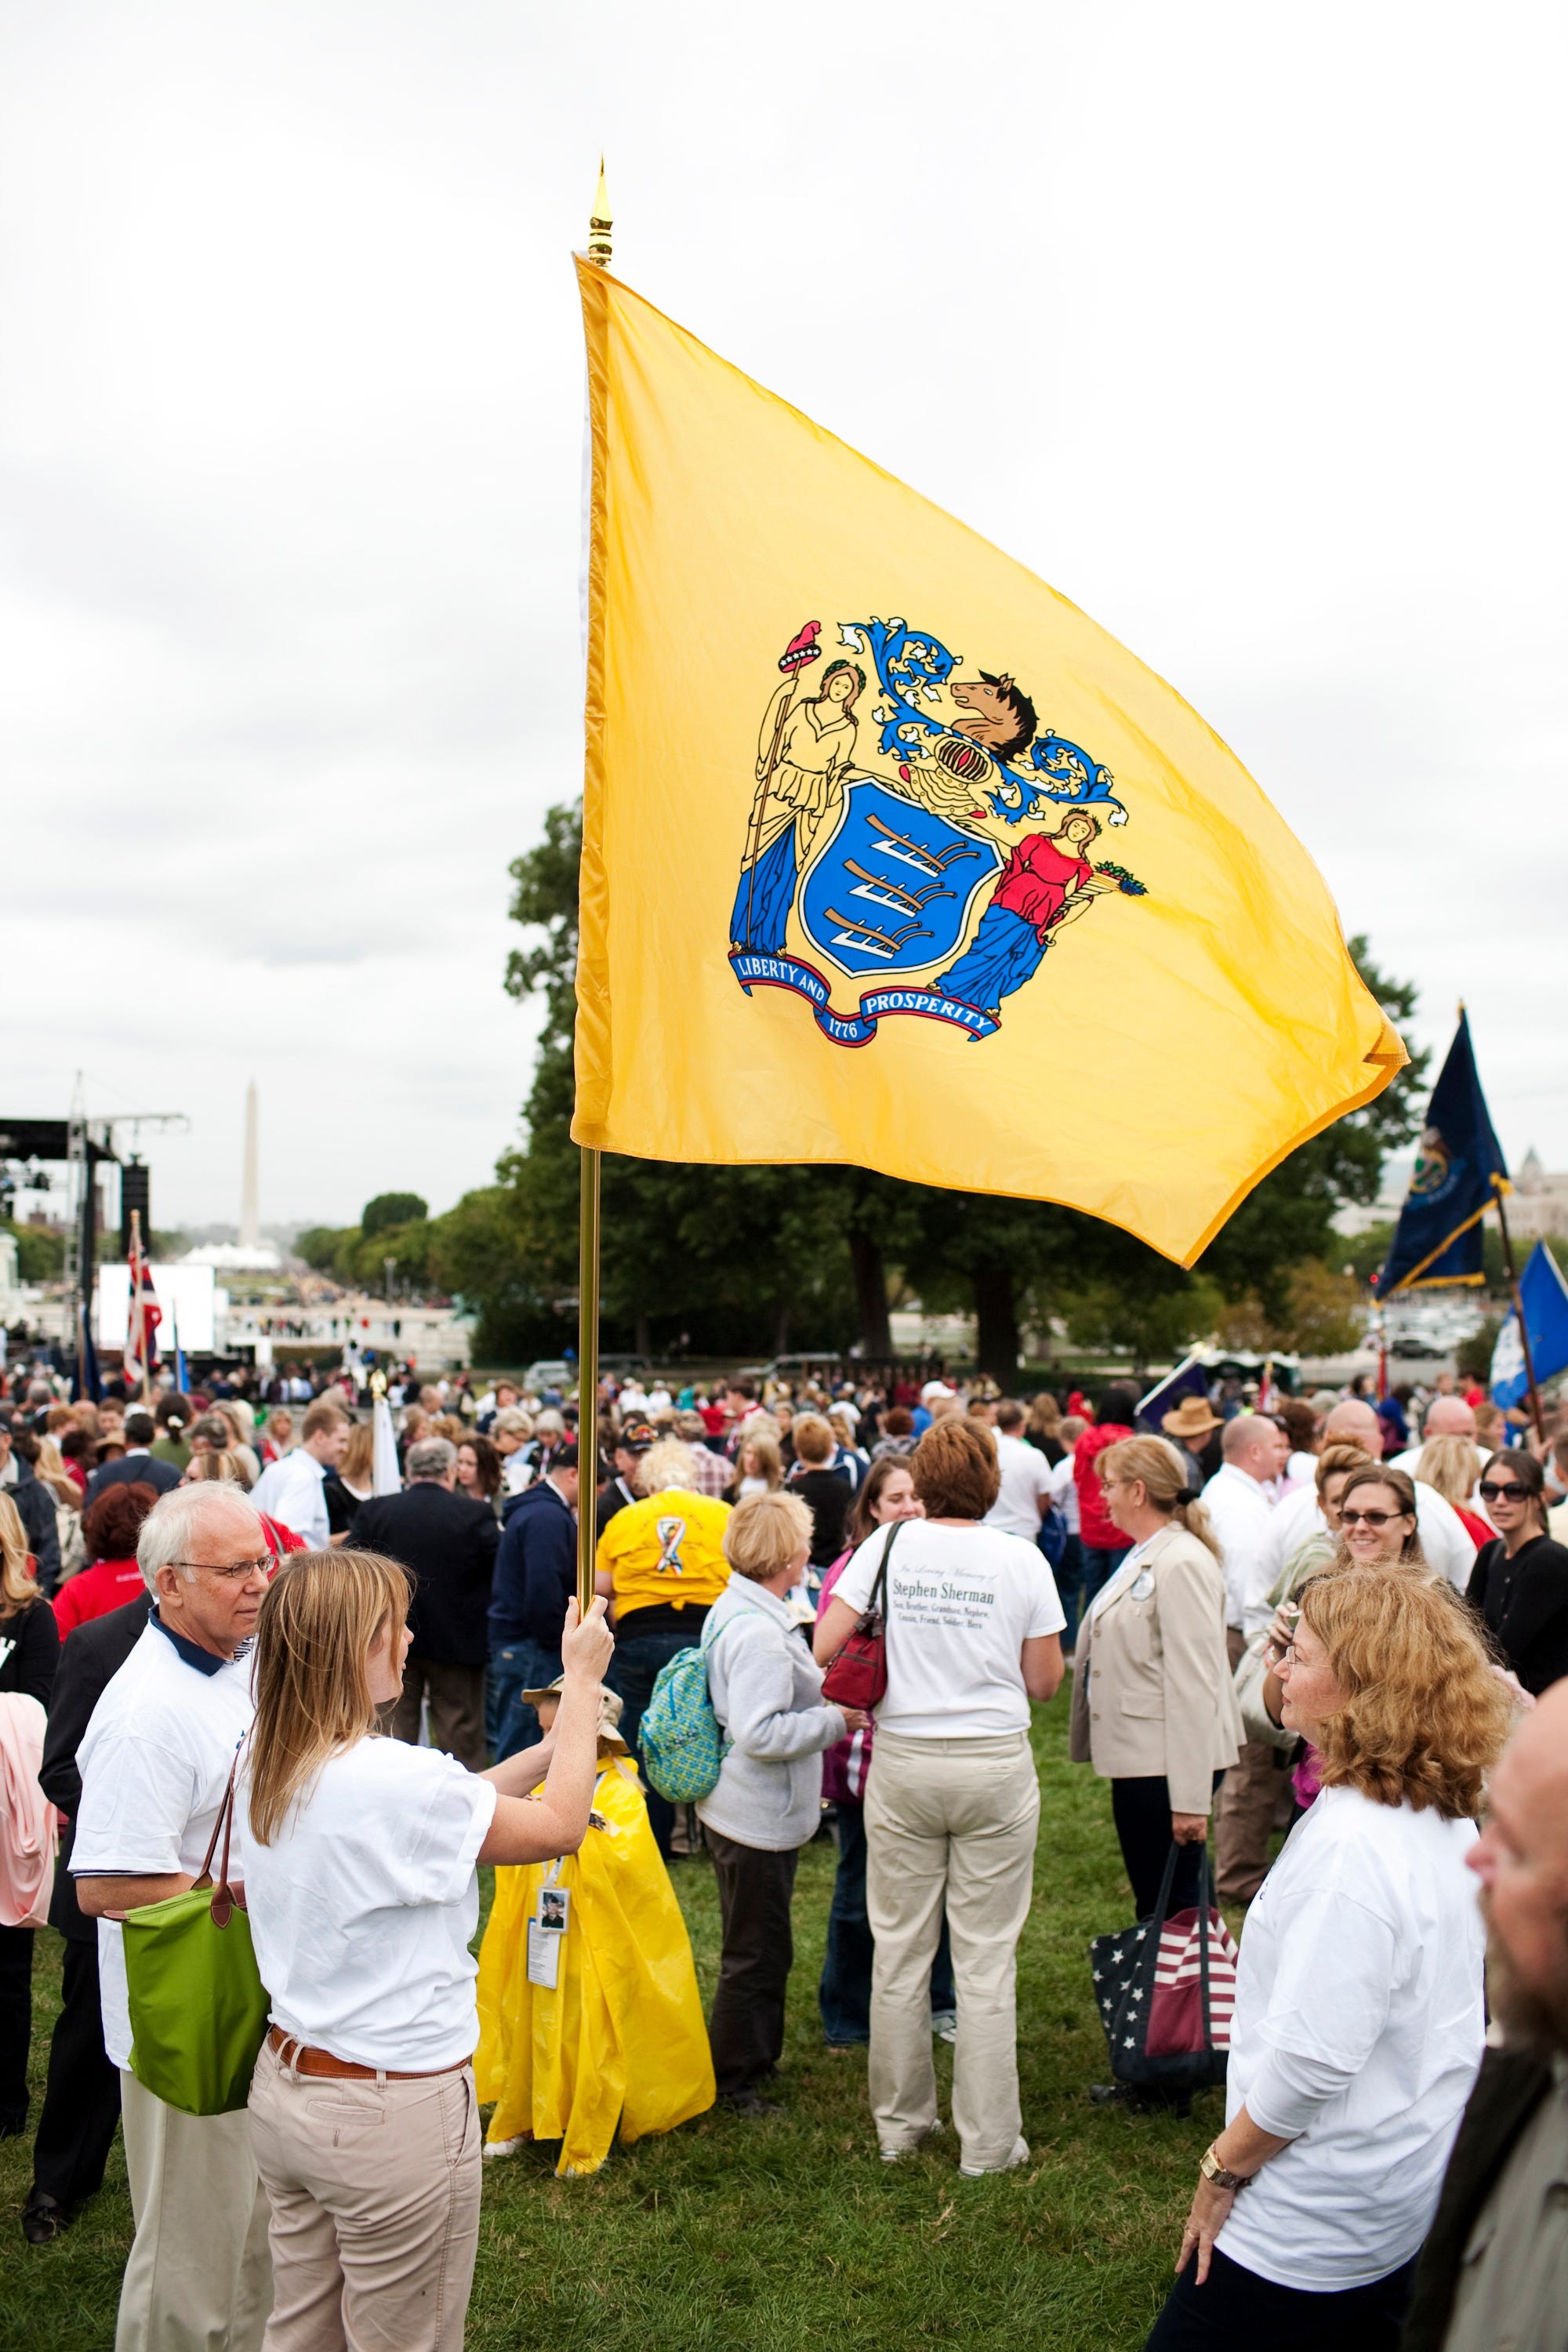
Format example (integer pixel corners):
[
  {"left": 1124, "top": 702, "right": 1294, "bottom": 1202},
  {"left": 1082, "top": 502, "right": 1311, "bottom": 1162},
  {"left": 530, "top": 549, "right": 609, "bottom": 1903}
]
[{"left": 574, "top": 259, "right": 1405, "bottom": 1266}]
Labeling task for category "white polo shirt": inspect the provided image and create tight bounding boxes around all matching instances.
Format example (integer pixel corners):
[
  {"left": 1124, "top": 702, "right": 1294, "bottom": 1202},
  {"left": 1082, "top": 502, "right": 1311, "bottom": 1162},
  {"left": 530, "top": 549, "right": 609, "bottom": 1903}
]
[{"left": 72, "top": 1616, "right": 256, "bottom": 2071}]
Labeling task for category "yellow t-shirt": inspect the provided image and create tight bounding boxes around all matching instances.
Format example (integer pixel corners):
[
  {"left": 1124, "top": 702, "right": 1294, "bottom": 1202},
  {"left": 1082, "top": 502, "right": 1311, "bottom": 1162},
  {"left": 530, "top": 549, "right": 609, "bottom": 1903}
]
[{"left": 597, "top": 1489, "right": 732, "bottom": 1621}]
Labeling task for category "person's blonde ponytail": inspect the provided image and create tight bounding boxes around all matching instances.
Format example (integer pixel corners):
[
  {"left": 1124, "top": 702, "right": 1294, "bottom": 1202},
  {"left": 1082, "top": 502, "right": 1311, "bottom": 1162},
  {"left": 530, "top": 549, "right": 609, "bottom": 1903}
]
[{"left": 1095, "top": 1436, "right": 1222, "bottom": 1563}]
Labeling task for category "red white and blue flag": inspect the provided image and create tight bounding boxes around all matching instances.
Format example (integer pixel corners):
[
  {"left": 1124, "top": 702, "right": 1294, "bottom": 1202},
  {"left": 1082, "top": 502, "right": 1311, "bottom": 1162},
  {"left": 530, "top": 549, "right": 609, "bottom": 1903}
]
[{"left": 123, "top": 1223, "right": 162, "bottom": 1395}]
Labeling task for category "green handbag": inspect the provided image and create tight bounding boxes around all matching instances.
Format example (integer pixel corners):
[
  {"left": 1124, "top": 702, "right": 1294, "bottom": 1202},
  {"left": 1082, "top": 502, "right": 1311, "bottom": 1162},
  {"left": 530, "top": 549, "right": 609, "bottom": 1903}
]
[{"left": 121, "top": 1748, "right": 270, "bottom": 2117}]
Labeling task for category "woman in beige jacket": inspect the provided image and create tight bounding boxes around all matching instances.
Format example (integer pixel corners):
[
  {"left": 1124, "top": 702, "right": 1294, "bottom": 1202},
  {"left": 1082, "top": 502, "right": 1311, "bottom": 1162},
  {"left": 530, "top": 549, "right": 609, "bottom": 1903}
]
[{"left": 1069, "top": 1436, "right": 1241, "bottom": 1921}]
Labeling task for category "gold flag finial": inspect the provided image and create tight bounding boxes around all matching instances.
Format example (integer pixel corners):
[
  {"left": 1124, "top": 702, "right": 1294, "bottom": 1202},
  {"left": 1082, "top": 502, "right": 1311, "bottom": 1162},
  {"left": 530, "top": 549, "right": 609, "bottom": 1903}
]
[{"left": 587, "top": 157, "right": 612, "bottom": 268}]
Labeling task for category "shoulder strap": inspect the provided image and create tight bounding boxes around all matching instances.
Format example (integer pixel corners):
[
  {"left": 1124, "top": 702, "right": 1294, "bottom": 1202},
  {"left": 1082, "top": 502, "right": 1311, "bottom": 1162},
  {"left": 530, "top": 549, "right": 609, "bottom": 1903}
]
[
  {"left": 868, "top": 1519, "right": 900, "bottom": 1616},
  {"left": 198, "top": 1736, "right": 249, "bottom": 1926}
]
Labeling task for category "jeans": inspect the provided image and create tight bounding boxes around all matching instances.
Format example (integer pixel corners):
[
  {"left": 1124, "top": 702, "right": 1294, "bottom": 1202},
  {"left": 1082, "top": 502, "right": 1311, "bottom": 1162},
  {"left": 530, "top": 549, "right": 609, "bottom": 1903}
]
[
  {"left": 1054, "top": 1533, "right": 1087, "bottom": 1647},
  {"left": 612, "top": 1618, "right": 707, "bottom": 1857},
  {"left": 1145, "top": 2247, "right": 1416, "bottom": 2350},
  {"left": 1080, "top": 1543, "right": 1131, "bottom": 1614},
  {"left": 818, "top": 1802, "right": 955, "bottom": 2045},
  {"left": 488, "top": 1637, "right": 563, "bottom": 1763}
]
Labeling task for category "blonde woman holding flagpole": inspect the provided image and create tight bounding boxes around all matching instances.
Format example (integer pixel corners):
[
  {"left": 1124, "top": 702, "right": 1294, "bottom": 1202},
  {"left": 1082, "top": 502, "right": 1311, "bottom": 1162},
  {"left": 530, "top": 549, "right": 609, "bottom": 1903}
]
[{"left": 241, "top": 1552, "right": 612, "bottom": 2352}]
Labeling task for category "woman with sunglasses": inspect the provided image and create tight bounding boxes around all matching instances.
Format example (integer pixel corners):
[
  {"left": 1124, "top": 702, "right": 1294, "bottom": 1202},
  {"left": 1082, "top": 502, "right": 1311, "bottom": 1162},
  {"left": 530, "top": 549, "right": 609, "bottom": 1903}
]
[{"left": 1467, "top": 1449, "right": 1568, "bottom": 1694}]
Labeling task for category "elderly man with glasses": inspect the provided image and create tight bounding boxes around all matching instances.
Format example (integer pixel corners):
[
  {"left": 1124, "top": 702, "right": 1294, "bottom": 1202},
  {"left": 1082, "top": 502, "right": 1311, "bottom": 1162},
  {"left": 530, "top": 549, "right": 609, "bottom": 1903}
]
[{"left": 72, "top": 1482, "right": 275, "bottom": 2352}]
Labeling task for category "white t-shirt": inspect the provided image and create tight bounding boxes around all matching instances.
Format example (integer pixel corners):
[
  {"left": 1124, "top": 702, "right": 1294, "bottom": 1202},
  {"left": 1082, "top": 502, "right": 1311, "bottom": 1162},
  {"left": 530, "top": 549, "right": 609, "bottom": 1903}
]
[
  {"left": 833, "top": 1520, "right": 1064, "bottom": 1738},
  {"left": 72, "top": 1618, "right": 256, "bottom": 2070},
  {"left": 243, "top": 1736, "right": 497, "bottom": 2070},
  {"left": 1046, "top": 1450, "right": 1080, "bottom": 1534},
  {"left": 984, "top": 1432, "right": 1055, "bottom": 1541},
  {"left": 1201, "top": 1462, "right": 1276, "bottom": 1632},
  {"left": 1219, "top": 1786, "right": 1483, "bottom": 2291},
  {"left": 250, "top": 1447, "right": 330, "bottom": 1548}
]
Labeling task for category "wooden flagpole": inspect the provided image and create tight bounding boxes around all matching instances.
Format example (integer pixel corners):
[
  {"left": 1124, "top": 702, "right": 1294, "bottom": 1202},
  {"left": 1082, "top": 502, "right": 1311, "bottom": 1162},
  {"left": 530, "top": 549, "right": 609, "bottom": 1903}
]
[{"left": 576, "top": 163, "right": 612, "bottom": 1616}]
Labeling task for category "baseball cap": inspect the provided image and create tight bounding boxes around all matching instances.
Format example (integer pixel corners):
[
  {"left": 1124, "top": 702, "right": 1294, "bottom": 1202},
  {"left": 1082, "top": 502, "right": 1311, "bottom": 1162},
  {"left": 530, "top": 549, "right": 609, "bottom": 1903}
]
[
  {"left": 920, "top": 1381, "right": 956, "bottom": 1403},
  {"left": 619, "top": 1420, "right": 657, "bottom": 1450}
]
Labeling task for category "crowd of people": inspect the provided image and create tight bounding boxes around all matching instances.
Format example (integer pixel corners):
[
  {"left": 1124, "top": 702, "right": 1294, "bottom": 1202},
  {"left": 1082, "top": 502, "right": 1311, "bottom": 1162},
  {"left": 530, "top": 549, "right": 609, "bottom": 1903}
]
[{"left": 0, "top": 1345, "right": 1564, "bottom": 2350}]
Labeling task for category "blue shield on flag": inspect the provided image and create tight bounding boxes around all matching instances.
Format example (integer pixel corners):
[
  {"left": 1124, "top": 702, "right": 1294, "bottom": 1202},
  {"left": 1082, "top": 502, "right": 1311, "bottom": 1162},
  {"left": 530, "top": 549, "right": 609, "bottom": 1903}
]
[{"left": 797, "top": 776, "right": 1001, "bottom": 981}]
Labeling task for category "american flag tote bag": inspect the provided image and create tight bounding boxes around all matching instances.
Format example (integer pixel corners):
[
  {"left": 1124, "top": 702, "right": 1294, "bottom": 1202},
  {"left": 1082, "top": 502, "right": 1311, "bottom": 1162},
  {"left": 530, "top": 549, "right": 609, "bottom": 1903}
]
[{"left": 1089, "top": 1844, "right": 1238, "bottom": 2092}]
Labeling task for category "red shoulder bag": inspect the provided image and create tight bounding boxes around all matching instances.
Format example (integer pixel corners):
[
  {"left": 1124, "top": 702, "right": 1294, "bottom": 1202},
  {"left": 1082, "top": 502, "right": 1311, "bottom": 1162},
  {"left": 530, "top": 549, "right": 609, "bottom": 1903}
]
[{"left": 820, "top": 1522, "right": 898, "bottom": 1711}]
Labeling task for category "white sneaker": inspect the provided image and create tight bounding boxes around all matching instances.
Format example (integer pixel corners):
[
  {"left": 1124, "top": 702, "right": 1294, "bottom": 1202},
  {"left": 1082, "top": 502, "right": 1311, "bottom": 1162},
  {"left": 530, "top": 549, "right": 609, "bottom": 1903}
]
[
  {"left": 959, "top": 2135, "right": 1029, "bottom": 2178},
  {"left": 931, "top": 2010, "right": 957, "bottom": 2045},
  {"left": 483, "top": 2136, "right": 523, "bottom": 2161}
]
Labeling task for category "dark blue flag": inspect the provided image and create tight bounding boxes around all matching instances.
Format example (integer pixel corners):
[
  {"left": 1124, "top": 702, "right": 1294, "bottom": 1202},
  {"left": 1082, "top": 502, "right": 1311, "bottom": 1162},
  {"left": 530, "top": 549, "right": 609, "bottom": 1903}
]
[
  {"left": 1377, "top": 1010, "right": 1508, "bottom": 1294},
  {"left": 72, "top": 1301, "right": 103, "bottom": 1403}
]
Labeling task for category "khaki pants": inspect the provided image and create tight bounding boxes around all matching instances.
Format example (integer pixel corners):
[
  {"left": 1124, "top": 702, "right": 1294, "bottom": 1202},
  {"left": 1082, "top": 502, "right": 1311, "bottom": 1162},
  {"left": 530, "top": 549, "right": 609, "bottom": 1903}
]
[
  {"left": 384, "top": 1657, "right": 487, "bottom": 1773},
  {"left": 864, "top": 1728, "right": 1040, "bottom": 2172},
  {"left": 1214, "top": 1627, "right": 1293, "bottom": 1903},
  {"left": 118, "top": 2069, "right": 273, "bottom": 2352},
  {"left": 247, "top": 2037, "right": 481, "bottom": 2352}
]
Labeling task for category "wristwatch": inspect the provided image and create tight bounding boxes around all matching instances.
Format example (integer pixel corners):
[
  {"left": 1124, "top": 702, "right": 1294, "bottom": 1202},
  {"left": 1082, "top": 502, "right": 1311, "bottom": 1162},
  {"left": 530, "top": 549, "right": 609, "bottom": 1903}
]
[{"left": 1199, "top": 2143, "right": 1253, "bottom": 2192}]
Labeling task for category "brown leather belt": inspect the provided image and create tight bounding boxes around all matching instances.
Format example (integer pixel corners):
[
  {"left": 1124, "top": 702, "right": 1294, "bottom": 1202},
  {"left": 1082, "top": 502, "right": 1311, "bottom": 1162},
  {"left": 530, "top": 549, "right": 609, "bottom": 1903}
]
[{"left": 266, "top": 2026, "right": 469, "bottom": 2082}]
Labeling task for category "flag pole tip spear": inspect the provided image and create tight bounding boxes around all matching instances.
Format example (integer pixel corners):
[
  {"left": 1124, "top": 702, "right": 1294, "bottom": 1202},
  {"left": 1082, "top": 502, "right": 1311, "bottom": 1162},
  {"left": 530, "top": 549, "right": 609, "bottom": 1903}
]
[{"left": 588, "top": 159, "right": 612, "bottom": 267}]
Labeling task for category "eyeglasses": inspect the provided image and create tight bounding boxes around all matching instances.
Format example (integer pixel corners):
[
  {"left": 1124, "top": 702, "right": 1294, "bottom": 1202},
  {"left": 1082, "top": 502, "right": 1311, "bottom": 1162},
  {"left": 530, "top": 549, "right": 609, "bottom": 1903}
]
[
  {"left": 169, "top": 1556, "right": 274, "bottom": 1584},
  {"left": 1340, "top": 1508, "right": 1400, "bottom": 1529},
  {"left": 1477, "top": 1481, "right": 1526, "bottom": 1503}
]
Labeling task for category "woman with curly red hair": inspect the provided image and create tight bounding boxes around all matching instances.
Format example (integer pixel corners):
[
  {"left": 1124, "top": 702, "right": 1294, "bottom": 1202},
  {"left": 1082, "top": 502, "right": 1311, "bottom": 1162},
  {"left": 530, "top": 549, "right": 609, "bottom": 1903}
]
[{"left": 1147, "top": 1566, "right": 1516, "bottom": 2351}]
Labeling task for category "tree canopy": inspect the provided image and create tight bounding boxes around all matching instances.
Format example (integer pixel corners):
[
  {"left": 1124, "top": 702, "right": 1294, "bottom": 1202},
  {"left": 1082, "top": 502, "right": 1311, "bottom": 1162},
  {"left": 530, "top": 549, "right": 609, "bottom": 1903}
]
[{"left": 438, "top": 800, "right": 1429, "bottom": 1375}]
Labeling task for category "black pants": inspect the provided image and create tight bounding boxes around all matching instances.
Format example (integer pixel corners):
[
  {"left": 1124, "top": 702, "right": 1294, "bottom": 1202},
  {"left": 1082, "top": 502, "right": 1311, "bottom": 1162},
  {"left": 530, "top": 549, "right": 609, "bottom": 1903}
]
[
  {"left": 1145, "top": 2246, "right": 1416, "bottom": 2350},
  {"left": 1112, "top": 1775, "right": 1218, "bottom": 1920},
  {"left": 706, "top": 1828, "right": 798, "bottom": 2100},
  {"left": 0, "top": 1922, "right": 34, "bottom": 2130},
  {"left": 30, "top": 1936, "right": 122, "bottom": 2210}
]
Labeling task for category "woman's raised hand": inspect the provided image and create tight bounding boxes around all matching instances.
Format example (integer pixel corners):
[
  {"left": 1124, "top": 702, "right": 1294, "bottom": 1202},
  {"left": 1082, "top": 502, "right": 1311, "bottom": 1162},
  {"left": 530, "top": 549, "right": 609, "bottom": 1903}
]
[{"left": 561, "top": 1595, "right": 615, "bottom": 1685}]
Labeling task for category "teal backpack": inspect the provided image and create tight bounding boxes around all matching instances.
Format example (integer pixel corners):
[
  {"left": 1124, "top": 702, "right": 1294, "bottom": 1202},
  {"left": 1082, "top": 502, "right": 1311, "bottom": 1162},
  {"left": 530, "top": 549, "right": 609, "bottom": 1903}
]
[{"left": 639, "top": 1613, "right": 732, "bottom": 1803}]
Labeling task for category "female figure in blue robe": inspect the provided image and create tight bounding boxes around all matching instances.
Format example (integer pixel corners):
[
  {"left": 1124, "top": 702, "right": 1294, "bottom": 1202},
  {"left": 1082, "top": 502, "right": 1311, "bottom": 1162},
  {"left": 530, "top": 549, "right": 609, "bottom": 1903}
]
[{"left": 731, "top": 661, "right": 864, "bottom": 953}]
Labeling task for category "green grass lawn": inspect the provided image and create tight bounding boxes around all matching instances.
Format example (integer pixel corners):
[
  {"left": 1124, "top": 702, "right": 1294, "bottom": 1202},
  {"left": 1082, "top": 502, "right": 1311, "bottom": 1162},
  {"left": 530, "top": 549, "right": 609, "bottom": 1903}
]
[{"left": 0, "top": 1690, "right": 1217, "bottom": 2350}]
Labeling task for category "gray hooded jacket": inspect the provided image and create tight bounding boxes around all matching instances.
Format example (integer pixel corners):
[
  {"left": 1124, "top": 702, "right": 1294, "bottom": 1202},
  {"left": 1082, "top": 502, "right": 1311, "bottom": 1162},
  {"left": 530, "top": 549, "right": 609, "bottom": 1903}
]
[{"left": 695, "top": 1572, "right": 845, "bottom": 1851}]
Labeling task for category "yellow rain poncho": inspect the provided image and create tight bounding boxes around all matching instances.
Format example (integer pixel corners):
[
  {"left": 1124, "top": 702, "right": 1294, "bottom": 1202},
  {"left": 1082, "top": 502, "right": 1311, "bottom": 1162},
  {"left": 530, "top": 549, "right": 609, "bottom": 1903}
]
[{"left": 474, "top": 1759, "right": 714, "bottom": 2176}]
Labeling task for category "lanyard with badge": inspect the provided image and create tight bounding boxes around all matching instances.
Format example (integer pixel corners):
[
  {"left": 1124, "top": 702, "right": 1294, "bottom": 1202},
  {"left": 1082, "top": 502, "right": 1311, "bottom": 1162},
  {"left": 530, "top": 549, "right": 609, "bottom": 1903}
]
[{"left": 526, "top": 1860, "right": 572, "bottom": 1988}]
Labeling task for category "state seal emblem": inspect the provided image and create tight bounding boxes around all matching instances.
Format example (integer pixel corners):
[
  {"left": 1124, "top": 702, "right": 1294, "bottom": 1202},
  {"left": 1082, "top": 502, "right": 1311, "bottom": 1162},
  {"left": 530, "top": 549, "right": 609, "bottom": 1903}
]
[{"left": 728, "top": 617, "right": 1147, "bottom": 1044}]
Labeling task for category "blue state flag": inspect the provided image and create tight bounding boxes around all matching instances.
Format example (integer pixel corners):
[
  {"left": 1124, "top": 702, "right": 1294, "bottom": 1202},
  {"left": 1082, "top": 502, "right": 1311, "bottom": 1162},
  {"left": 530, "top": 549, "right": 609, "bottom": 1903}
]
[
  {"left": 1378, "top": 1010, "right": 1508, "bottom": 1294},
  {"left": 1490, "top": 1242, "right": 1568, "bottom": 1410}
]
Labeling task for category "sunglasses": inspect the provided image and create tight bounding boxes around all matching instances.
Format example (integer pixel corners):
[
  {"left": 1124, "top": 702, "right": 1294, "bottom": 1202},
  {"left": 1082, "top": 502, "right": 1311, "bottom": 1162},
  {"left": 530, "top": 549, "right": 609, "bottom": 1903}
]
[
  {"left": 1477, "top": 1480, "right": 1526, "bottom": 1503},
  {"left": 1340, "top": 1508, "right": 1404, "bottom": 1529}
]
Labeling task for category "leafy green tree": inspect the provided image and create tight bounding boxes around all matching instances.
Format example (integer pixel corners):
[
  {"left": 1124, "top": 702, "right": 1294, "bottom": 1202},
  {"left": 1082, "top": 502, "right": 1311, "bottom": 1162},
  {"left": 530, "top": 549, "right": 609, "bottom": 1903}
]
[
  {"left": 1058, "top": 1275, "right": 1226, "bottom": 1378},
  {"left": 489, "top": 801, "right": 1431, "bottom": 1374},
  {"left": 362, "top": 1192, "right": 428, "bottom": 1239},
  {"left": 1194, "top": 940, "right": 1429, "bottom": 1324},
  {"left": 295, "top": 1225, "right": 353, "bottom": 1274},
  {"left": 2, "top": 1221, "right": 65, "bottom": 1282}
]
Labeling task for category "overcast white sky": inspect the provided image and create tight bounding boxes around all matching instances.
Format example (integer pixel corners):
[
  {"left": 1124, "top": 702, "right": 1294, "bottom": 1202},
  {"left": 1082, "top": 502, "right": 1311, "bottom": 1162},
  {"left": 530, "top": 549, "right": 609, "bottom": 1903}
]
[{"left": 3, "top": 1, "right": 1563, "bottom": 1230}]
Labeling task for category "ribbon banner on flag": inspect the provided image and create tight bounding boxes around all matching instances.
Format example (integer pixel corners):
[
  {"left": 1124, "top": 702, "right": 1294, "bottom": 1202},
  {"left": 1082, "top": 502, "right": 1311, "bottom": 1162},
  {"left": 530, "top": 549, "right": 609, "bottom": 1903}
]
[
  {"left": 1491, "top": 1241, "right": 1568, "bottom": 1409},
  {"left": 573, "top": 263, "right": 1406, "bottom": 1266}
]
